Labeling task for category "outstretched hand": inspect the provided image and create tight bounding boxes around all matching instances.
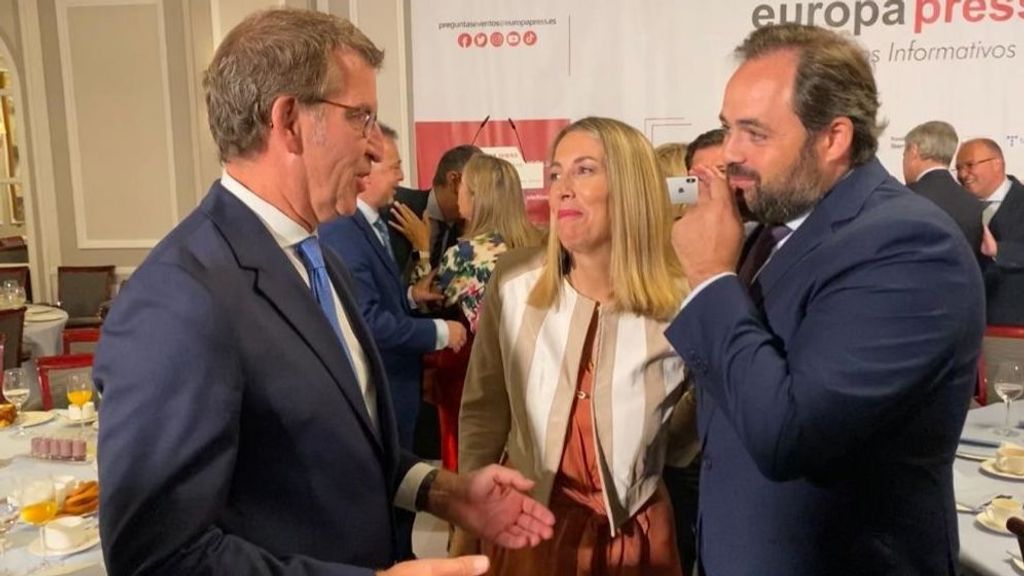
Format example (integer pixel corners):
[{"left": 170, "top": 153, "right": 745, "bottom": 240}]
[{"left": 430, "top": 465, "right": 555, "bottom": 550}]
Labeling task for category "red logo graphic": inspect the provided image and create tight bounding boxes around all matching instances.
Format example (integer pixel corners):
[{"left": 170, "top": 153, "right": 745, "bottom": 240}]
[
  {"left": 507, "top": 31, "right": 521, "bottom": 46},
  {"left": 474, "top": 33, "right": 487, "bottom": 47},
  {"left": 490, "top": 32, "right": 504, "bottom": 47},
  {"left": 523, "top": 30, "right": 537, "bottom": 46},
  {"left": 457, "top": 33, "right": 472, "bottom": 48}
]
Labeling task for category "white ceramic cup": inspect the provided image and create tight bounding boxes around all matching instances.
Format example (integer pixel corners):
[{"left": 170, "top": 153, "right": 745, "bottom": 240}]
[
  {"left": 996, "top": 444, "right": 1024, "bottom": 475},
  {"left": 987, "top": 497, "right": 1023, "bottom": 528}
]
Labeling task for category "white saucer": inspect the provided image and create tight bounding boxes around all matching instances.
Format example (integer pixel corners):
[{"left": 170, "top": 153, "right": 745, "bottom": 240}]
[
  {"left": 976, "top": 510, "right": 1014, "bottom": 535},
  {"left": 27, "top": 528, "right": 100, "bottom": 557},
  {"left": 57, "top": 410, "right": 98, "bottom": 426},
  {"left": 981, "top": 459, "right": 1024, "bottom": 480},
  {"left": 18, "top": 411, "right": 55, "bottom": 428}
]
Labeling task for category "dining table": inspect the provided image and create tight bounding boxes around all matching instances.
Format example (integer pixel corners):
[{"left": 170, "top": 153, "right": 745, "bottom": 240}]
[
  {"left": 22, "top": 305, "right": 70, "bottom": 359},
  {"left": 957, "top": 402, "right": 1024, "bottom": 576},
  {"left": 0, "top": 410, "right": 103, "bottom": 575}
]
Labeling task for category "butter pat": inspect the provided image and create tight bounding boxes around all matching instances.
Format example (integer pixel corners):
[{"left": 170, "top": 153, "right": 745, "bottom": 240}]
[
  {"left": 68, "top": 404, "right": 82, "bottom": 420},
  {"left": 82, "top": 401, "right": 96, "bottom": 420}
]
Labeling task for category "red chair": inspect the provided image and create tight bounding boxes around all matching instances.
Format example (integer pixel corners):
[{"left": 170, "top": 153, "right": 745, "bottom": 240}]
[
  {"left": 36, "top": 353, "right": 94, "bottom": 411},
  {"left": 978, "top": 325, "right": 1024, "bottom": 406},
  {"left": 62, "top": 327, "right": 101, "bottom": 355}
]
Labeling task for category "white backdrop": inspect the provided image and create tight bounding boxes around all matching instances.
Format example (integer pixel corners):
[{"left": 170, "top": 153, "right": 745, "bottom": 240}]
[{"left": 411, "top": 0, "right": 1024, "bottom": 187}]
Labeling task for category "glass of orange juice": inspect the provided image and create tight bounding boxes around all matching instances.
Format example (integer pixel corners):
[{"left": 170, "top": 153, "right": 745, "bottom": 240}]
[
  {"left": 67, "top": 375, "right": 93, "bottom": 437},
  {"left": 19, "top": 474, "right": 57, "bottom": 571}
]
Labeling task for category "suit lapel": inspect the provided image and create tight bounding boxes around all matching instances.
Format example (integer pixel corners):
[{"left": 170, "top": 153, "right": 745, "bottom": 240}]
[
  {"left": 353, "top": 211, "right": 405, "bottom": 294},
  {"left": 756, "top": 158, "right": 889, "bottom": 301},
  {"left": 203, "top": 184, "right": 383, "bottom": 453},
  {"left": 990, "top": 178, "right": 1024, "bottom": 238}
]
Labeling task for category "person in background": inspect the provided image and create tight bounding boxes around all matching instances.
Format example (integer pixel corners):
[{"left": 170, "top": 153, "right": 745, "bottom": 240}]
[
  {"left": 668, "top": 24, "right": 983, "bottom": 574},
  {"left": 455, "top": 116, "right": 696, "bottom": 575},
  {"left": 427, "top": 154, "right": 544, "bottom": 473},
  {"left": 956, "top": 137, "right": 1024, "bottom": 326},
  {"left": 902, "top": 121, "right": 982, "bottom": 260},
  {"left": 94, "top": 9, "right": 553, "bottom": 576}
]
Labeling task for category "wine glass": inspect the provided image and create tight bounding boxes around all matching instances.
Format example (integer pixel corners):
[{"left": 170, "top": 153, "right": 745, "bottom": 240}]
[
  {"left": 19, "top": 474, "right": 57, "bottom": 571},
  {"left": 993, "top": 361, "right": 1024, "bottom": 437},
  {"left": 66, "top": 374, "right": 93, "bottom": 437},
  {"left": 2, "top": 368, "right": 30, "bottom": 436},
  {"left": 0, "top": 478, "right": 18, "bottom": 575},
  {"left": 12, "top": 284, "right": 26, "bottom": 308}
]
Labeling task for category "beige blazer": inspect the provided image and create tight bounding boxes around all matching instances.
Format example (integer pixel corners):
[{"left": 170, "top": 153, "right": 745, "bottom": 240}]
[{"left": 459, "top": 249, "right": 697, "bottom": 534}]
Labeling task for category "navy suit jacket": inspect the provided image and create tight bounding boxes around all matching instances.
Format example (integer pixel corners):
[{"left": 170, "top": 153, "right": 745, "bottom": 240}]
[
  {"left": 909, "top": 168, "right": 983, "bottom": 261},
  {"left": 95, "top": 182, "right": 415, "bottom": 576},
  {"left": 983, "top": 176, "right": 1024, "bottom": 325},
  {"left": 666, "top": 159, "right": 984, "bottom": 575},
  {"left": 320, "top": 210, "right": 437, "bottom": 448}
]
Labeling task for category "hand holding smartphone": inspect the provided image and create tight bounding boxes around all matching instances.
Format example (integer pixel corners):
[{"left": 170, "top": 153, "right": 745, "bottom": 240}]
[{"left": 666, "top": 176, "right": 700, "bottom": 205}]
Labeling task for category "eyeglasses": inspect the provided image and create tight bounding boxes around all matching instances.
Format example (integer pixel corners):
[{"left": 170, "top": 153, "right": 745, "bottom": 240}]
[
  {"left": 955, "top": 157, "right": 997, "bottom": 173},
  {"left": 316, "top": 99, "right": 377, "bottom": 137}
]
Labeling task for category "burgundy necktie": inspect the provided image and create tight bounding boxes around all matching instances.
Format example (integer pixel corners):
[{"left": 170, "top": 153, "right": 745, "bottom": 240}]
[{"left": 737, "top": 225, "right": 792, "bottom": 288}]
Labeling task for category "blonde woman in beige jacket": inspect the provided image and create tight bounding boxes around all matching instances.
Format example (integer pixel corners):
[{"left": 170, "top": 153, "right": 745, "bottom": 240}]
[{"left": 453, "top": 117, "right": 698, "bottom": 575}]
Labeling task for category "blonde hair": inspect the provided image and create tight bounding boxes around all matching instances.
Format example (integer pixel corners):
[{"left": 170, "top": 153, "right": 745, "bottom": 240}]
[
  {"left": 655, "top": 142, "right": 689, "bottom": 177},
  {"left": 528, "top": 117, "right": 686, "bottom": 320},
  {"left": 462, "top": 155, "right": 543, "bottom": 250}
]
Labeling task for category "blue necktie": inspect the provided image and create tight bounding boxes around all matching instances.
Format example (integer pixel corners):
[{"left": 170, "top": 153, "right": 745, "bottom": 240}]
[
  {"left": 296, "top": 236, "right": 355, "bottom": 368},
  {"left": 371, "top": 217, "right": 395, "bottom": 262}
]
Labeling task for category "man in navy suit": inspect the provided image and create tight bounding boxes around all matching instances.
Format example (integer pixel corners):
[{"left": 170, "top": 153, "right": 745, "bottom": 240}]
[
  {"left": 94, "top": 10, "right": 552, "bottom": 576},
  {"left": 667, "top": 24, "right": 983, "bottom": 575},
  {"left": 903, "top": 120, "right": 983, "bottom": 260},
  {"left": 956, "top": 138, "right": 1024, "bottom": 325},
  {"left": 320, "top": 124, "right": 467, "bottom": 450}
]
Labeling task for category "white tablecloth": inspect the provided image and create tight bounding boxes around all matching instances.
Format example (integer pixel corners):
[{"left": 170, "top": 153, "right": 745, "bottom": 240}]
[
  {"left": 957, "top": 403, "right": 1024, "bottom": 576},
  {"left": 0, "top": 415, "right": 104, "bottom": 575},
  {"left": 22, "top": 305, "right": 70, "bottom": 358}
]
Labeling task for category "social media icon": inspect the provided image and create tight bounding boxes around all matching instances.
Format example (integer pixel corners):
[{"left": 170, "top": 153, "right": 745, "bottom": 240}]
[
  {"left": 490, "top": 32, "right": 504, "bottom": 47},
  {"left": 457, "top": 33, "right": 472, "bottom": 48},
  {"left": 523, "top": 30, "right": 537, "bottom": 46}
]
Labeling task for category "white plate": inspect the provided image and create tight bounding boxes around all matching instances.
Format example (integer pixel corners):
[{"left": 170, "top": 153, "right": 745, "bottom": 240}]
[
  {"left": 981, "top": 459, "right": 1024, "bottom": 481},
  {"left": 17, "top": 411, "right": 55, "bottom": 428},
  {"left": 976, "top": 510, "right": 1015, "bottom": 535},
  {"left": 27, "top": 528, "right": 100, "bottom": 557},
  {"left": 957, "top": 449, "right": 993, "bottom": 462},
  {"left": 56, "top": 410, "right": 98, "bottom": 426}
]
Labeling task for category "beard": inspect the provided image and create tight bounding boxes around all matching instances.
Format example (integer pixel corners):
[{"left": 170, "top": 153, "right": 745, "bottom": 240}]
[{"left": 727, "top": 137, "right": 827, "bottom": 225}]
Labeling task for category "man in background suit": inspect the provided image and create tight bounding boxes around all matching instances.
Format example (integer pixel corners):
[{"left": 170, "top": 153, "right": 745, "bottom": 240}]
[
  {"left": 391, "top": 145, "right": 481, "bottom": 275},
  {"left": 903, "top": 121, "right": 983, "bottom": 259},
  {"left": 957, "top": 138, "right": 1024, "bottom": 325},
  {"left": 94, "top": 10, "right": 552, "bottom": 576},
  {"left": 389, "top": 185, "right": 429, "bottom": 278},
  {"left": 667, "top": 24, "right": 983, "bottom": 575},
  {"left": 320, "top": 124, "right": 467, "bottom": 451}
]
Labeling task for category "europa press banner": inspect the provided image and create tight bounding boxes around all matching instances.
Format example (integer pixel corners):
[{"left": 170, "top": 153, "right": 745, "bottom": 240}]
[{"left": 411, "top": 0, "right": 1024, "bottom": 220}]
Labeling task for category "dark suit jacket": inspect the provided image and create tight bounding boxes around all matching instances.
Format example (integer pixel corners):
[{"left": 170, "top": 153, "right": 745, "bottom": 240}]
[
  {"left": 95, "top": 182, "right": 414, "bottom": 576},
  {"left": 387, "top": 186, "right": 430, "bottom": 277},
  {"left": 984, "top": 176, "right": 1024, "bottom": 325},
  {"left": 909, "top": 168, "right": 983, "bottom": 261},
  {"left": 320, "top": 210, "right": 438, "bottom": 449},
  {"left": 665, "top": 159, "right": 984, "bottom": 575}
]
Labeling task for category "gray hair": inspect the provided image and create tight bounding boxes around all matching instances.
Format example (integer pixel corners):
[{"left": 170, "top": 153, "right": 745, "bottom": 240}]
[
  {"left": 905, "top": 121, "right": 958, "bottom": 165},
  {"left": 204, "top": 9, "right": 384, "bottom": 161}
]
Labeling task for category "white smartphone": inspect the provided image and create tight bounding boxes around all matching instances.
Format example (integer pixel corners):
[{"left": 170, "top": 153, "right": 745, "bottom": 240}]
[{"left": 666, "top": 176, "right": 700, "bottom": 205}]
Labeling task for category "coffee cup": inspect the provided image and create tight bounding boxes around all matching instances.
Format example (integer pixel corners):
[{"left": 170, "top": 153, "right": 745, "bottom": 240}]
[
  {"left": 44, "top": 515, "right": 89, "bottom": 550},
  {"left": 996, "top": 444, "right": 1024, "bottom": 475},
  {"left": 986, "top": 497, "right": 1023, "bottom": 528}
]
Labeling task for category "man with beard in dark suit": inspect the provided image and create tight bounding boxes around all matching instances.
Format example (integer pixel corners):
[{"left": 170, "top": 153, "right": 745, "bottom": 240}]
[
  {"left": 957, "top": 138, "right": 1024, "bottom": 325},
  {"left": 903, "top": 121, "right": 982, "bottom": 260}
]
